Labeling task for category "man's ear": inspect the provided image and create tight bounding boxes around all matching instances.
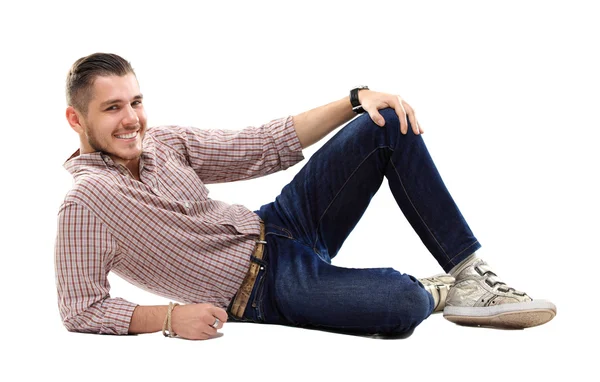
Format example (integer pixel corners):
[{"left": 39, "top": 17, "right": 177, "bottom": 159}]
[{"left": 66, "top": 106, "right": 85, "bottom": 134}]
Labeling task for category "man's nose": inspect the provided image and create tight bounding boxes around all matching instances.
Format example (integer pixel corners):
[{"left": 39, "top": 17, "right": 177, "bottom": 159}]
[{"left": 123, "top": 104, "right": 139, "bottom": 126}]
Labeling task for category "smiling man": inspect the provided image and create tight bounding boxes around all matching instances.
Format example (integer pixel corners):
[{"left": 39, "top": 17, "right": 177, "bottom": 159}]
[
  {"left": 66, "top": 72, "right": 146, "bottom": 179},
  {"left": 56, "top": 53, "right": 556, "bottom": 340}
]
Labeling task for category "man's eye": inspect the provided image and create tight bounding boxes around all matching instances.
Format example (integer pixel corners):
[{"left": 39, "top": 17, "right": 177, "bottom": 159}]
[
  {"left": 132, "top": 100, "right": 142, "bottom": 106},
  {"left": 106, "top": 105, "right": 118, "bottom": 111}
]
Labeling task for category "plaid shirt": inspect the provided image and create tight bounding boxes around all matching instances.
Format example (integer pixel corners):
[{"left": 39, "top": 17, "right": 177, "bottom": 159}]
[{"left": 55, "top": 116, "right": 304, "bottom": 334}]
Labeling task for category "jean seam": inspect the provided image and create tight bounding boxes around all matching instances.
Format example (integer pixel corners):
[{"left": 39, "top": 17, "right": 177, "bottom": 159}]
[
  {"left": 296, "top": 237, "right": 325, "bottom": 256},
  {"left": 277, "top": 199, "right": 313, "bottom": 246},
  {"left": 445, "top": 240, "right": 480, "bottom": 267},
  {"left": 270, "top": 203, "right": 323, "bottom": 255},
  {"left": 265, "top": 223, "right": 294, "bottom": 239},
  {"left": 389, "top": 156, "right": 452, "bottom": 263},
  {"left": 263, "top": 226, "right": 325, "bottom": 259},
  {"left": 312, "top": 146, "right": 386, "bottom": 251}
]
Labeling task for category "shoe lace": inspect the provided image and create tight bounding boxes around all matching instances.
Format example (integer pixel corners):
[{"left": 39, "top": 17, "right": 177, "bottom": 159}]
[{"left": 475, "top": 263, "right": 526, "bottom": 296}]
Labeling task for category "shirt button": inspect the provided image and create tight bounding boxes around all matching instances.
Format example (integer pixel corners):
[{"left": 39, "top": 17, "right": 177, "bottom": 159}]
[
  {"left": 185, "top": 202, "right": 190, "bottom": 208},
  {"left": 153, "top": 188, "right": 159, "bottom": 193}
]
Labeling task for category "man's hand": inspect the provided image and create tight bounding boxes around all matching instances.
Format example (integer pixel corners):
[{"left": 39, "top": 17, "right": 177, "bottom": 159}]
[
  {"left": 171, "top": 303, "right": 228, "bottom": 340},
  {"left": 358, "top": 90, "right": 423, "bottom": 135}
]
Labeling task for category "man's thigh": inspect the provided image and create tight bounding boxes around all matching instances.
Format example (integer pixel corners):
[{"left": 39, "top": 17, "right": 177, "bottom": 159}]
[
  {"left": 256, "top": 110, "right": 401, "bottom": 260},
  {"left": 261, "top": 230, "right": 434, "bottom": 335}
]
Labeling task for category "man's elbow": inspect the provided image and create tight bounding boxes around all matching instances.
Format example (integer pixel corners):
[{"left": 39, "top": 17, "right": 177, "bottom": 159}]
[{"left": 62, "top": 315, "right": 98, "bottom": 334}]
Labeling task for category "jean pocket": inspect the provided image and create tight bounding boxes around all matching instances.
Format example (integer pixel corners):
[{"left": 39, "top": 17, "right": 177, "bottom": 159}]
[
  {"left": 250, "top": 262, "right": 269, "bottom": 322},
  {"left": 264, "top": 223, "right": 294, "bottom": 239}
]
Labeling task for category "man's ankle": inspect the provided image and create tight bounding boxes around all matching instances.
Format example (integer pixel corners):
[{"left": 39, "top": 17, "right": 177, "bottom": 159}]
[{"left": 449, "top": 252, "right": 478, "bottom": 278}]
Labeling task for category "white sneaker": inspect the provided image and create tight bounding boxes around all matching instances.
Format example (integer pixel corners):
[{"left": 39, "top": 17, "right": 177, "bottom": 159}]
[
  {"left": 419, "top": 274, "right": 455, "bottom": 313},
  {"left": 443, "top": 259, "right": 556, "bottom": 328}
]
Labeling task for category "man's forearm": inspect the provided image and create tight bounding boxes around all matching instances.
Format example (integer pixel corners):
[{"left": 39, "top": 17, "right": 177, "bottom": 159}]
[
  {"left": 129, "top": 305, "right": 169, "bottom": 334},
  {"left": 292, "top": 96, "right": 356, "bottom": 149},
  {"left": 128, "top": 303, "right": 228, "bottom": 339}
]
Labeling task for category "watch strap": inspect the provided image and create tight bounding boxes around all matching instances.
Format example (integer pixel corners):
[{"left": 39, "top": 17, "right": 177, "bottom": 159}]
[{"left": 350, "top": 86, "right": 369, "bottom": 114}]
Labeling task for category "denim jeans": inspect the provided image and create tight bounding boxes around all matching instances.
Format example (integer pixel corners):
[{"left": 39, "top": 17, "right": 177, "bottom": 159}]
[{"left": 232, "top": 108, "right": 481, "bottom": 335}]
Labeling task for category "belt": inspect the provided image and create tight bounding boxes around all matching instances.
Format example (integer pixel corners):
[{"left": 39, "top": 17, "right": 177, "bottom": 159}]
[{"left": 230, "top": 220, "right": 267, "bottom": 319}]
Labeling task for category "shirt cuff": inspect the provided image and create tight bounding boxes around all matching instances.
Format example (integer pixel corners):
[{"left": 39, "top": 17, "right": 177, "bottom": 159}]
[
  {"left": 99, "top": 298, "right": 139, "bottom": 335},
  {"left": 269, "top": 115, "right": 304, "bottom": 169}
]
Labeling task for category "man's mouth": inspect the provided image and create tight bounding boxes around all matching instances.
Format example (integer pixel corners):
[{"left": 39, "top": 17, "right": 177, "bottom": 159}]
[{"left": 114, "top": 131, "right": 139, "bottom": 140}]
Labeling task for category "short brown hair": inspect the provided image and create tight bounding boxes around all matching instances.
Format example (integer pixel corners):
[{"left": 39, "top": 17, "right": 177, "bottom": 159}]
[{"left": 66, "top": 53, "right": 135, "bottom": 114}]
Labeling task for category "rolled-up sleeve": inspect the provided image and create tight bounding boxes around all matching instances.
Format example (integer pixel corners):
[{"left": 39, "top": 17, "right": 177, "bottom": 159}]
[
  {"left": 182, "top": 115, "right": 304, "bottom": 184},
  {"left": 55, "top": 202, "right": 137, "bottom": 335}
]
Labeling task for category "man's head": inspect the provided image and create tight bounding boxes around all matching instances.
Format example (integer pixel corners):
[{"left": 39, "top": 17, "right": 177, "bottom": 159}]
[{"left": 65, "top": 53, "right": 147, "bottom": 167}]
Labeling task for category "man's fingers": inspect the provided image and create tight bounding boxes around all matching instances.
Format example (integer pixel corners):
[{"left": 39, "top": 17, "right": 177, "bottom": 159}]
[
  {"left": 204, "top": 306, "right": 227, "bottom": 330},
  {"left": 204, "top": 314, "right": 221, "bottom": 330},
  {"left": 211, "top": 306, "right": 228, "bottom": 325},
  {"left": 204, "top": 325, "right": 218, "bottom": 337},
  {"left": 194, "top": 310, "right": 220, "bottom": 338},
  {"left": 368, "top": 110, "right": 385, "bottom": 127},
  {"left": 363, "top": 92, "right": 418, "bottom": 134},
  {"left": 396, "top": 95, "right": 408, "bottom": 134},
  {"left": 402, "top": 102, "right": 420, "bottom": 135}
]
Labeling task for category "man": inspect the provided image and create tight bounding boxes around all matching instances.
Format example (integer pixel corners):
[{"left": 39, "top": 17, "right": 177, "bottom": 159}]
[{"left": 55, "top": 53, "right": 556, "bottom": 340}]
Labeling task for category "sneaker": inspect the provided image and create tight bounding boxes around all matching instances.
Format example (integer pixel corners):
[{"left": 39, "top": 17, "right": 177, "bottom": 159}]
[
  {"left": 443, "top": 259, "right": 556, "bottom": 329},
  {"left": 419, "top": 274, "right": 455, "bottom": 313}
]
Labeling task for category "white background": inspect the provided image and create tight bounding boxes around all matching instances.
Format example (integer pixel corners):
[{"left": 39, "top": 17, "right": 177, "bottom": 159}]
[{"left": 1, "top": 0, "right": 598, "bottom": 380}]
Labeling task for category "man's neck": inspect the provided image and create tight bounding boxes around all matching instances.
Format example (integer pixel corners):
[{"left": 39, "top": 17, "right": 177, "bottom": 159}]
[{"left": 113, "top": 156, "right": 141, "bottom": 181}]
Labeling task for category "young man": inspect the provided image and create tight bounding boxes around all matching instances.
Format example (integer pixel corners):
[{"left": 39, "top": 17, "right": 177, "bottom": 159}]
[{"left": 55, "top": 53, "right": 556, "bottom": 340}]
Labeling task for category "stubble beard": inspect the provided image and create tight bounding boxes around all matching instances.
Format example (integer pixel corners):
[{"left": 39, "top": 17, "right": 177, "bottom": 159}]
[{"left": 84, "top": 123, "right": 143, "bottom": 162}]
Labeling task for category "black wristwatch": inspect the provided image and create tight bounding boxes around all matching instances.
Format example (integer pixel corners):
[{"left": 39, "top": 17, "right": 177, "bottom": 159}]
[{"left": 350, "top": 85, "right": 369, "bottom": 114}]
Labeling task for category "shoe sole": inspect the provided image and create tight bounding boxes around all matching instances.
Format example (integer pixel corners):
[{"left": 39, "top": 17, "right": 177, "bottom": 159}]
[{"left": 443, "top": 300, "right": 556, "bottom": 329}]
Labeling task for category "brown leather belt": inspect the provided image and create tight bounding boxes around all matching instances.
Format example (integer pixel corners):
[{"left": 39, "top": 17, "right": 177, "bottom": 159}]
[{"left": 230, "top": 220, "right": 267, "bottom": 319}]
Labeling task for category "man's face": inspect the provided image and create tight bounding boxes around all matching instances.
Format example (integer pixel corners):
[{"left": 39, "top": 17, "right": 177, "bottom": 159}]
[{"left": 78, "top": 74, "right": 147, "bottom": 164}]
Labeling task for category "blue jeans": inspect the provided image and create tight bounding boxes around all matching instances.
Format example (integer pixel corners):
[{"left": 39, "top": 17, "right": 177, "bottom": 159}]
[{"left": 234, "top": 108, "right": 481, "bottom": 335}]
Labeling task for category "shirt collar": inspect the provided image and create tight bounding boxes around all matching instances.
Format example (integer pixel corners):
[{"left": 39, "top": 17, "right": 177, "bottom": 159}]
[
  {"left": 63, "top": 149, "right": 118, "bottom": 175},
  {"left": 63, "top": 132, "right": 155, "bottom": 176}
]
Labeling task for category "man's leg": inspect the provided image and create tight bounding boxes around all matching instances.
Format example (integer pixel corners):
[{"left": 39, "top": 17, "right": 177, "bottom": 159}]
[
  {"left": 245, "top": 226, "right": 433, "bottom": 335},
  {"left": 255, "top": 107, "right": 554, "bottom": 330},
  {"left": 258, "top": 107, "right": 479, "bottom": 271},
  {"left": 248, "top": 108, "right": 476, "bottom": 334}
]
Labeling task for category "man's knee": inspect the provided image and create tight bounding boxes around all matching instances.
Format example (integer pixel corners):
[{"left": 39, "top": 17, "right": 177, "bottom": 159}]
[
  {"left": 356, "top": 107, "right": 400, "bottom": 127},
  {"left": 379, "top": 107, "right": 401, "bottom": 126},
  {"left": 381, "top": 275, "right": 433, "bottom": 334},
  {"left": 354, "top": 108, "right": 419, "bottom": 149}
]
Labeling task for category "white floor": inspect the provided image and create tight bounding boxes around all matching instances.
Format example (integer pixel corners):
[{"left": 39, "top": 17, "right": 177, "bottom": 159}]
[{"left": 12, "top": 307, "right": 588, "bottom": 382}]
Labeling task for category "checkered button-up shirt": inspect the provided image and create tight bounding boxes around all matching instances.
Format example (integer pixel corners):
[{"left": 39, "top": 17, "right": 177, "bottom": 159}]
[{"left": 55, "top": 116, "right": 304, "bottom": 334}]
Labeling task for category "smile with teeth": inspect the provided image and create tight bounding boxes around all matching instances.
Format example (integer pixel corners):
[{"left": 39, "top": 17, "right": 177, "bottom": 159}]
[{"left": 115, "top": 131, "right": 138, "bottom": 139}]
